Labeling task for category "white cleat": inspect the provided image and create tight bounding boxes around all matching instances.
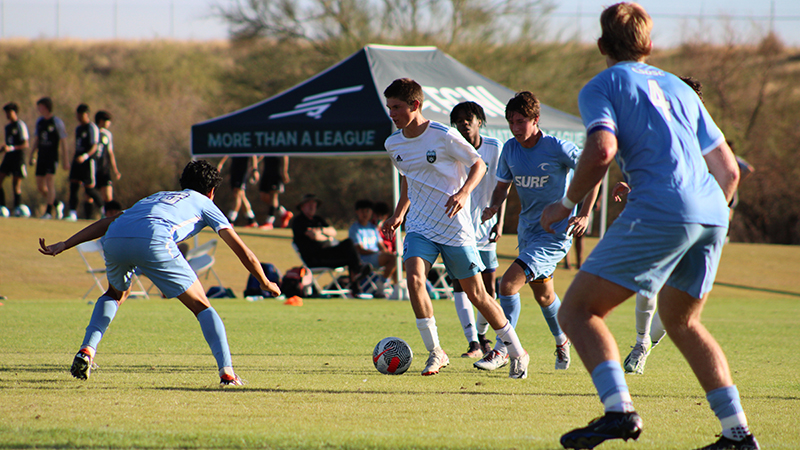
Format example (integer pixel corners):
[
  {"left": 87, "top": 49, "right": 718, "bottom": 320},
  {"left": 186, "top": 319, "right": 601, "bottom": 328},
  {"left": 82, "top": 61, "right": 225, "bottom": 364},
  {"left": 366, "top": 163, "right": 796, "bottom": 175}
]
[
  {"left": 473, "top": 349, "right": 509, "bottom": 371},
  {"left": 555, "top": 341, "right": 571, "bottom": 370},
  {"left": 421, "top": 347, "right": 449, "bottom": 376},
  {"left": 509, "top": 351, "right": 530, "bottom": 379}
]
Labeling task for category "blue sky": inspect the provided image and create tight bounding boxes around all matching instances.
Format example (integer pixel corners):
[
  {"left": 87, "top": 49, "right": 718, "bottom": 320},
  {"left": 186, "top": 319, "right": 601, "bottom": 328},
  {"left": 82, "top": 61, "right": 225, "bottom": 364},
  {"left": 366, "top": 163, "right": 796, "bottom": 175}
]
[{"left": 2, "top": 0, "right": 799, "bottom": 47}]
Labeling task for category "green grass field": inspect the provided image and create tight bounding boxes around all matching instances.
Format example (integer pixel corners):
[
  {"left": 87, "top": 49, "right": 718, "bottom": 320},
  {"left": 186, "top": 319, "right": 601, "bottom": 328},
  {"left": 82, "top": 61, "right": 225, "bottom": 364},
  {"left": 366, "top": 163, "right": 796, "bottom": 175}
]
[{"left": 1, "top": 217, "right": 799, "bottom": 449}]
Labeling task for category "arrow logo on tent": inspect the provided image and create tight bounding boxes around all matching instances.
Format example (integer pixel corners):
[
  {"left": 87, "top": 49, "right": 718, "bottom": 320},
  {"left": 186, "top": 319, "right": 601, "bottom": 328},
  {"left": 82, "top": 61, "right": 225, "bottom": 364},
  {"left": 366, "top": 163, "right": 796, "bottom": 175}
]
[{"left": 269, "top": 85, "right": 364, "bottom": 120}]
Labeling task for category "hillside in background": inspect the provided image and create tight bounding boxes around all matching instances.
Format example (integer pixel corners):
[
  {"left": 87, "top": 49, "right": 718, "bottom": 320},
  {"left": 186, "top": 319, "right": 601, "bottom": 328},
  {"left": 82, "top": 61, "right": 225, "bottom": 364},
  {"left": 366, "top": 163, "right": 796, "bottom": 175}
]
[{"left": 0, "top": 38, "right": 798, "bottom": 243}]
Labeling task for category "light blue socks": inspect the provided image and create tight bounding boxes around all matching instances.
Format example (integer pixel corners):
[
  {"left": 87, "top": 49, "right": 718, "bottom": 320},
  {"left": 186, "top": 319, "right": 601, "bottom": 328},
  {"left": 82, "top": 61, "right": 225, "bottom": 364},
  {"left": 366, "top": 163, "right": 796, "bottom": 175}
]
[
  {"left": 197, "top": 307, "right": 232, "bottom": 369},
  {"left": 82, "top": 295, "right": 119, "bottom": 350}
]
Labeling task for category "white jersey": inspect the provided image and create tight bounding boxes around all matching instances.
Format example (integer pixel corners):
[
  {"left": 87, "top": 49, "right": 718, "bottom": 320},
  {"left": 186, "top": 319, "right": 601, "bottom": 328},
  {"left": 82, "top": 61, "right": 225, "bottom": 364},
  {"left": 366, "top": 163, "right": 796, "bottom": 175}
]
[
  {"left": 471, "top": 136, "right": 503, "bottom": 251},
  {"left": 385, "top": 121, "right": 482, "bottom": 247}
]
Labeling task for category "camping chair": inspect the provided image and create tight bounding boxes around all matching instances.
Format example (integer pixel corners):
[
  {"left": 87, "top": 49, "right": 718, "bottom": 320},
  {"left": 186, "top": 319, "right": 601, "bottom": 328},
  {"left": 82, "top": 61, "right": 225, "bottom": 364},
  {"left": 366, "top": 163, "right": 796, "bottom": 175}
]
[
  {"left": 291, "top": 243, "right": 350, "bottom": 298},
  {"left": 429, "top": 261, "right": 453, "bottom": 299},
  {"left": 76, "top": 240, "right": 149, "bottom": 300}
]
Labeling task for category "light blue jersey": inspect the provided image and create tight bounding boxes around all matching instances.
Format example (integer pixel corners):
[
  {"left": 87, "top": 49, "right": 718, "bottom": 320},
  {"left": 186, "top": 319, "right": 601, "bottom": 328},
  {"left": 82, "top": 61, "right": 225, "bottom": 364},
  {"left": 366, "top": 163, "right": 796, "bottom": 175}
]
[
  {"left": 497, "top": 133, "right": 580, "bottom": 240},
  {"left": 578, "top": 61, "right": 728, "bottom": 226},
  {"left": 105, "top": 189, "right": 231, "bottom": 243}
]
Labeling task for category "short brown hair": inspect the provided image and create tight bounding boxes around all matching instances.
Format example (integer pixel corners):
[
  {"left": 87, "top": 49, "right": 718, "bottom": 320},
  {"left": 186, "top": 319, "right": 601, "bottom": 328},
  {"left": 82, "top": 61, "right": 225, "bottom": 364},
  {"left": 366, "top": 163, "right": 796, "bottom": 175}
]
[
  {"left": 599, "top": 2, "right": 653, "bottom": 62},
  {"left": 505, "top": 91, "right": 540, "bottom": 122},
  {"left": 383, "top": 78, "right": 424, "bottom": 106}
]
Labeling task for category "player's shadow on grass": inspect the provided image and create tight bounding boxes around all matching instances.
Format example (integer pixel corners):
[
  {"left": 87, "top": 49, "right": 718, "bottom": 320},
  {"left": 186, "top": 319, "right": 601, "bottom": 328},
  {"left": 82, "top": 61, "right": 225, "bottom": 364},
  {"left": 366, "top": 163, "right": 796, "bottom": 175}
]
[{"left": 714, "top": 281, "right": 800, "bottom": 297}]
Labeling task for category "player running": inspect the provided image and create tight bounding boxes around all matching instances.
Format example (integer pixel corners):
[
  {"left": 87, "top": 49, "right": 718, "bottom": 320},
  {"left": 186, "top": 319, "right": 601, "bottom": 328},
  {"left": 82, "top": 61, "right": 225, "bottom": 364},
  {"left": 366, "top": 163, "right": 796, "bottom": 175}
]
[{"left": 478, "top": 91, "right": 599, "bottom": 373}]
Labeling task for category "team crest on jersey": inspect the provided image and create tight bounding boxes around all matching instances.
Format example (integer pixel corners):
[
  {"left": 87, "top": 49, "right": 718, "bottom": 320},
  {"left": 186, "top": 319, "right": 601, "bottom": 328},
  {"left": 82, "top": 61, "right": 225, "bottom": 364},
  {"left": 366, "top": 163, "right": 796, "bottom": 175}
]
[
  {"left": 81, "top": 131, "right": 87, "bottom": 138},
  {"left": 538, "top": 163, "right": 551, "bottom": 171},
  {"left": 395, "top": 154, "right": 403, "bottom": 162},
  {"left": 426, "top": 150, "right": 436, "bottom": 163},
  {"left": 48, "top": 125, "right": 55, "bottom": 132}
]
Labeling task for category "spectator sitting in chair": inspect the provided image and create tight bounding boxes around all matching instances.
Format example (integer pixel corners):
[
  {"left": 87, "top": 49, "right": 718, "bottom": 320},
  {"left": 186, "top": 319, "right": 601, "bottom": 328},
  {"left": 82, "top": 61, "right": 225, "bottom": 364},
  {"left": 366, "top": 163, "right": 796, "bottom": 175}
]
[
  {"left": 349, "top": 199, "right": 396, "bottom": 298},
  {"left": 292, "top": 193, "right": 372, "bottom": 297}
]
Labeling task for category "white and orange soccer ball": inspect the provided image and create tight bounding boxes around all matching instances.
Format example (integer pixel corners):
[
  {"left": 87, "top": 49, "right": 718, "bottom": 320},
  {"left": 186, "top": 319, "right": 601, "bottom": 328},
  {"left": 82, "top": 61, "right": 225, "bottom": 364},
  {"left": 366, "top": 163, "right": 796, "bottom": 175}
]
[{"left": 372, "top": 337, "right": 413, "bottom": 375}]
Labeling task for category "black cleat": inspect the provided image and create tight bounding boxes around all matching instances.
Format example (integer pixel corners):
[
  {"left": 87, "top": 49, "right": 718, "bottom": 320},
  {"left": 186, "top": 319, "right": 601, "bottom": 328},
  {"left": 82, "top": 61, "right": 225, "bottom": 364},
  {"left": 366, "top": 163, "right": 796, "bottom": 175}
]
[
  {"left": 695, "top": 434, "right": 760, "bottom": 450},
  {"left": 561, "top": 411, "right": 643, "bottom": 449}
]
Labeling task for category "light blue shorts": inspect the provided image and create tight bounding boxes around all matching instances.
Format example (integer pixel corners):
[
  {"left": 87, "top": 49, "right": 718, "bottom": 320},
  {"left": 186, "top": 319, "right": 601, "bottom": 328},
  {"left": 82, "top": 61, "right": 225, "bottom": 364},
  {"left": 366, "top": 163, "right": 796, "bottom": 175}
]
[
  {"left": 102, "top": 237, "right": 197, "bottom": 299},
  {"left": 403, "top": 232, "right": 485, "bottom": 280},
  {"left": 479, "top": 249, "right": 498, "bottom": 271},
  {"left": 580, "top": 216, "right": 727, "bottom": 299},
  {"left": 515, "top": 231, "right": 572, "bottom": 281}
]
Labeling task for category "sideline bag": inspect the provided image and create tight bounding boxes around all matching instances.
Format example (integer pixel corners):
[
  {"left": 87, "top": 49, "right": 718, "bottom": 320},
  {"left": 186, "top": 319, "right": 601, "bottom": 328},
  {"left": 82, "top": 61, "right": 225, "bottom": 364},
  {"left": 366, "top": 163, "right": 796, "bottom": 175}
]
[
  {"left": 206, "top": 286, "right": 236, "bottom": 298},
  {"left": 244, "top": 262, "right": 282, "bottom": 298},
  {"left": 281, "top": 266, "right": 314, "bottom": 298}
]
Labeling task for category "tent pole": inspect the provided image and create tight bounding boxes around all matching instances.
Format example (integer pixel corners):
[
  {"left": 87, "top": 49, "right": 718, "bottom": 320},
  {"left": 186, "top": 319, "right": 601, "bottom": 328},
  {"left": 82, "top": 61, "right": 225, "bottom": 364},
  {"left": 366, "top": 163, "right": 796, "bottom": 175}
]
[
  {"left": 599, "top": 171, "right": 609, "bottom": 239},
  {"left": 389, "top": 165, "right": 409, "bottom": 300}
]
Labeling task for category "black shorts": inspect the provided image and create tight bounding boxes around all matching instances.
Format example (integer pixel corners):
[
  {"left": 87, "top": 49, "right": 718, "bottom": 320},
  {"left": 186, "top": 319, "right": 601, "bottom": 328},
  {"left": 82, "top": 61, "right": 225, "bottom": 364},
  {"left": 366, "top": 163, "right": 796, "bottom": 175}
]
[
  {"left": 230, "top": 158, "right": 249, "bottom": 190},
  {"left": 69, "top": 157, "right": 96, "bottom": 185},
  {"left": 35, "top": 154, "right": 59, "bottom": 176},
  {"left": 259, "top": 174, "right": 284, "bottom": 194},
  {"left": 0, "top": 151, "right": 26, "bottom": 178},
  {"left": 95, "top": 169, "right": 112, "bottom": 188}
]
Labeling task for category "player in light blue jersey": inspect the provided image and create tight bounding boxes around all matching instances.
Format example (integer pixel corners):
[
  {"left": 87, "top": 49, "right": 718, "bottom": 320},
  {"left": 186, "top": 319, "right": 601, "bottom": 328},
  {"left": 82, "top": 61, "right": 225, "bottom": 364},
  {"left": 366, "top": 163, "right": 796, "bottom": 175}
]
[
  {"left": 39, "top": 160, "right": 281, "bottom": 387},
  {"left": 478, "top": 92, "right": 599, "bottom": 373},
  {"left": 448, "top": 101, "right": 506, "bottom": 359},
  {"left": 382, "top": 78, "right": 529, "bottom": 379},
  {"left": 540, "top": 4, "right": 757, "bottom": 449}
]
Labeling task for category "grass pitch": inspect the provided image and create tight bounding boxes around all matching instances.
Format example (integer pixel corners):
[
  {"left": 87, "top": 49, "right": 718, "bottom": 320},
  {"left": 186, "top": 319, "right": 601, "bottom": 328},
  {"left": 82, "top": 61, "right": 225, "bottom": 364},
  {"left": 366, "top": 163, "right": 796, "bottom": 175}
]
[{"left": 1, "top": 217, "right": 799, "bottom": 449}]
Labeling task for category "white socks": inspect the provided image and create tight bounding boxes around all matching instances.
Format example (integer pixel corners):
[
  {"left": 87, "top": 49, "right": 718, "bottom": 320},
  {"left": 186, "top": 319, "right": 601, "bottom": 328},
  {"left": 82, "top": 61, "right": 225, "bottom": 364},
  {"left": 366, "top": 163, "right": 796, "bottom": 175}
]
[{"left": 416, "top": 317, "right": 440, "bottom": 352}]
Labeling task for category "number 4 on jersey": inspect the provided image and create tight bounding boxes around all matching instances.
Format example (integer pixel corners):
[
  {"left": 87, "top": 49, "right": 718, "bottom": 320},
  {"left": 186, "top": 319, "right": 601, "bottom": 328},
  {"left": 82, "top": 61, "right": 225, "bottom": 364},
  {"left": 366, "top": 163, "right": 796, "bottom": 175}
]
[{"left": 647, "top": 79, "right": 672, "bottom": 121}]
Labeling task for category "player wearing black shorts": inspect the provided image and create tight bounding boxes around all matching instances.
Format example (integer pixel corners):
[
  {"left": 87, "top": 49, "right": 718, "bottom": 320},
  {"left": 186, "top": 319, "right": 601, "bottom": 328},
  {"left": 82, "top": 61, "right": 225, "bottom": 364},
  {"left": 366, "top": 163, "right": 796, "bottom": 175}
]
[
  {"left": 216, "top": 156, "right": 258, "bottom": 227},
  {"left": 258, "top": 155, "right": 292, "bottom": 229},
  {"left": 67, "top": 104, "right": 104, "bottom": 221},
  {"left": 0, "top": 103, "right": 30, "bottom": 216},
  {"left": 29, "top": 97, "right": 69, "bottom": 219},
  {"left": 93, "top": 110, "right": 121, "bottom": 212}
]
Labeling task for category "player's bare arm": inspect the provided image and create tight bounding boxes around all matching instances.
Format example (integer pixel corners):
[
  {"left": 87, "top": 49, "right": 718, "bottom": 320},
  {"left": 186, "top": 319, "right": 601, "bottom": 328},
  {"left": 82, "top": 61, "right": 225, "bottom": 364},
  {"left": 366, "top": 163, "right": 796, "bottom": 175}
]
[
  {"left": 703, "top": 140, "right": 740, "bottom": 203},
  {"left": 567, "top": 181, "right": 602, "bottom": 237},
  {"left": 38, "top": 216, "right": 118, "bottom": 256},
  {"left": 612, "top": 181, "right": 631, "bottom": 201},
  {"left": 482, "top": 180, "right": 511, "bottom": 223},
  {"left": 218, "top": 227, "right": 280, "bottom": 296},
  {"left": 383, "top": 177, "right": 410, "bottom": 239},
  {"left": 445, "top": 160, "right": 485, "bottom": 218}
]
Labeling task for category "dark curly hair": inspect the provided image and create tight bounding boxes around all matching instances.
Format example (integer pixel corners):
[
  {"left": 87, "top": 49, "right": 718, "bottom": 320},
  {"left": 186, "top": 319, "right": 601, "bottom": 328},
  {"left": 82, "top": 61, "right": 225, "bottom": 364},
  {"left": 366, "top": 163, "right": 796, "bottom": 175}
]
[
  {"left": 180, "top": 160, "right": 222, "bottom": 195},
  {"left": 450, "top": 101, "right": 486, "bottom": 127}
]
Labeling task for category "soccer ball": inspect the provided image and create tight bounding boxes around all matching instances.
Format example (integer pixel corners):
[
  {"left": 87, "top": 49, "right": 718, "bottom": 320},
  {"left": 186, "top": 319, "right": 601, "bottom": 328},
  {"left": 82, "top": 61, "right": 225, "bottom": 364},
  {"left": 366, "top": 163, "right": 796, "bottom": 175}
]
[
  {"left": 0, "top": 206, "right": 9, "bottom": 218},
  {"left": 372, "top": 337, "right": 413, "bottom": 375},
  {"left": 13, "top": 204, "right": 31, "bottom": 218}
]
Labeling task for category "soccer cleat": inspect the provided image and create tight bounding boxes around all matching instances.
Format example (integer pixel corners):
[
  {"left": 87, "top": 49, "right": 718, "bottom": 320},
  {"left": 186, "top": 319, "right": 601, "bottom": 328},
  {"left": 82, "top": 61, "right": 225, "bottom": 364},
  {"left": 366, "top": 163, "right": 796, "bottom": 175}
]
[
  {"left": 41, "top": 213, "right": 53, "bottom": 220},
  {"left": 623, "top": 341, "right": 651, "bottom": 374},
  {"left": 560, "top": 411, "right": 643, "bottom": 449},
  {"left": 66, "top": 210, "right": 78, "bottom": 222},
  {"left": 421, "top": 347, "right": 449, "bottom": 376},
  {"left": 70, "top": 349, "right": 94, "bottom": 380},
  {"left": 461, "top": 341, "right": 482, "bottom": 358},
  {"left": 219, "top": 373, "right": 244, "bottom": 387},
  {"left": 556, "top": 341, "right": 572, "bottom": 370},
  {"left": 243, "top": 219, "right": 258, "bottom": 228},
  {"left": 695, "top": 434, "right": 760, "bottom": 450},
  {"left": 508, "top": 351, "right": 530, "bottom": 379},
  {"left": 258, "top": 222, "right": 274, "bottom": 230},
  {"left": 279, "top": 210, "right": 294, "bottom": 228},
  {"left": 473, "top": 349, "right": 509, "bottom": 371}
]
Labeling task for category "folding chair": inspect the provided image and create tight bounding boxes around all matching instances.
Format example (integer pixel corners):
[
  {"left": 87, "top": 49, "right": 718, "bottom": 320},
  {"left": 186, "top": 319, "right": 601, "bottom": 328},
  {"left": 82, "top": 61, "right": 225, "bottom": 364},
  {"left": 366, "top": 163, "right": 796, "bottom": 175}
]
[
  {"left": 429, "top": 261, "right": 453, "bottom": 299},
  {"left": 76, "top": 240, "right": 149, "bottom": 299},
  {"left": 291, "top": 243, "right": 350, "bottom": 298},
  {"left": 184, "top": 239, "right": 224, "bottom": 286}
]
